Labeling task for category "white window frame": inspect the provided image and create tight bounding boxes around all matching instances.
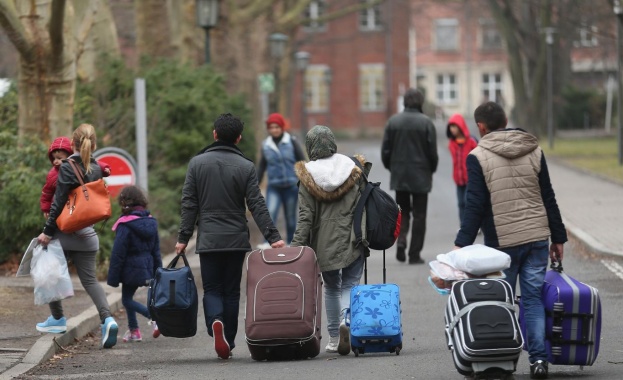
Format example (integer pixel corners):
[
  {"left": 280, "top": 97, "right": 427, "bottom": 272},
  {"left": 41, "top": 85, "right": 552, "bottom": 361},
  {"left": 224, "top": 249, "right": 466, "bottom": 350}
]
[
  {"left": 574, "top": 25, "right": 598, "bottom": 47},
  {"left": 304, "top": 0, "right": 326, "bottom": 31},
  {"left": 436, "top": 73, "right": 458, "bottom": 104},
  {"left": 359, "top": 0, "right": 382, "bottom": 31},
  {"left": 434, "top": 18, "right": 459, "bottom": 51},
  {"left": 305, "top": 65, "right": 329, "bottom": 113},
  {"left": 359, "top": 63, "right": 385, "bottom": 112},
  {"left": 481, "top": 73, "right": 503, "bottom": 104},
  {"left": 479, "top": 18, "right": 503, "bottom": 50}
]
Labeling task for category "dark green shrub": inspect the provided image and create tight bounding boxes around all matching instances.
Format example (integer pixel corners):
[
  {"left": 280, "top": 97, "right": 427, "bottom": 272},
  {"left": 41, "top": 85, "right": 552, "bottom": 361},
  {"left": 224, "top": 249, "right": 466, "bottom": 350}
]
[
  {"left": 0, "top": 131, "right": 49, "bottom": 262},
  {"left": 557, "top": 85, "right": 607, "bottom": 130}
]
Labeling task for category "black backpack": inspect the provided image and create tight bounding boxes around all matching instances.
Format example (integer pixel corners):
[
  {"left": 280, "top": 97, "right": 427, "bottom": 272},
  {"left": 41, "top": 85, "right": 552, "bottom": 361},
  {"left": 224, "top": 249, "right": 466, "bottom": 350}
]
[{"left": 350, "top": 157, "right": 402, "bottom": 251}]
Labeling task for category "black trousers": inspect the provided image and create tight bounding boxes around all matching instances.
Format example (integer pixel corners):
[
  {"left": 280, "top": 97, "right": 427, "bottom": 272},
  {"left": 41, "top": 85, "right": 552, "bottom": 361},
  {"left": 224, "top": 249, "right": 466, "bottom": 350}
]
[
  {"left": 395, "top": 191, "right": 428, "bottom": 260},
  {"left": 199, "top": 251, "right": 247, "bottom": 350}
]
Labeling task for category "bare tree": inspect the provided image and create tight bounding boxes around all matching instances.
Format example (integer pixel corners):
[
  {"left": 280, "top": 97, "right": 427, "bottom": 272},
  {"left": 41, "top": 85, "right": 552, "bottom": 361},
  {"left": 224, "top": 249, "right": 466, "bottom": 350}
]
[
  {"left": 0, "top": 0, "right": 119, "bottom": 140},
  {"left": 488, "top": 0, "right": 616, "bottom": 134}
]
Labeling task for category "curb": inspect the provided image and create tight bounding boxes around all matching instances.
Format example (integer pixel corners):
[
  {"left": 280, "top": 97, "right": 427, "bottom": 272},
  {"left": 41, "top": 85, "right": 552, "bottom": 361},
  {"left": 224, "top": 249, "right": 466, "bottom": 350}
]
[
  {"left": 0, "top": 291, "right": 122, "bottom": 380},
  {"left": 563, "top": 217, "right": 622, "bottom": 258},
  {"left": 1, "top": 240, "right": 195, "bottom": 380}
]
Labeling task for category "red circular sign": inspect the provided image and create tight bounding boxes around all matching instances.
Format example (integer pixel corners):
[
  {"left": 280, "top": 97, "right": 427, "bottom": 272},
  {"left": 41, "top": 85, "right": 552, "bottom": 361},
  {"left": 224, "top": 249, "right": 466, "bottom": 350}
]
[{"left": 97, "top": 153, "right": 137, "bottom": 197}]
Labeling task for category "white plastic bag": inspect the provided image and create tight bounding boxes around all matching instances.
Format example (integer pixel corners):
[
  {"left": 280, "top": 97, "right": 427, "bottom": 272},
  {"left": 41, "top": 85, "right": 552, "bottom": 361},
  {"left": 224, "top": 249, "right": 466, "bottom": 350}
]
[
  {"left": 16, "top": 238, "right": 38, "bottom": 277},
  {"left": 30, "top": 240, "right": 74, "bottom": 305},
  {"left": 436, "top": 244, "right": 511, "bottom": 276}
]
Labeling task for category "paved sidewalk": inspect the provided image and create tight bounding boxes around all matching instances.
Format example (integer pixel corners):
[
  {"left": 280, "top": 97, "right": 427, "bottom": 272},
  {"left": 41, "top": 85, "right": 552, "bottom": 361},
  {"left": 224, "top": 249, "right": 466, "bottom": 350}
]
[
  {"left": 547, "top": 159, "right": 623, "bottom": 257},
  {"left": 1, "top": 154, "right": 622, "bottom": 379}
]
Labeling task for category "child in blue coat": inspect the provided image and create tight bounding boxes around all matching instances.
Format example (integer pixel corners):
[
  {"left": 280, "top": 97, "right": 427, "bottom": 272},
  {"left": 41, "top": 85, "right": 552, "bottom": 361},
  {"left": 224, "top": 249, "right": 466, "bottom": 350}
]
[{"left": 107, "top": 185, "right": 163, "bottom": 342}]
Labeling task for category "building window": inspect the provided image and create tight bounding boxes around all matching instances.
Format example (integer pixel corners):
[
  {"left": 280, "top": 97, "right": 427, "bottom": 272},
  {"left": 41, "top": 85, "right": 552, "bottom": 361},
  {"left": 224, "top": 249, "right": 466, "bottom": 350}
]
[
  {"left": 359, "top": 0, "right": 382, "bottom": 31},
  {"left": 436, "top": 73, "right": 457, "bottom": 104},
  {"left": 435, "top": 18, "right": 458, "bottom": 51},
  {"left": 574, "top": 25, "right": 598, "bottom": 47},
  {"left": 480, "top": 19, "right": 503, "bottom": 50},
  {"left": 481, "top": 73, "right": 503, "bottom": 104},
  {"left": 304, "top": 0, "right": 326, "bottom": 31},
  {"left": 359, "top": 64, "right": 385, "bottom": 111},
  {"left": 305, "top": 65, "right": 329, "bottom": 112}
]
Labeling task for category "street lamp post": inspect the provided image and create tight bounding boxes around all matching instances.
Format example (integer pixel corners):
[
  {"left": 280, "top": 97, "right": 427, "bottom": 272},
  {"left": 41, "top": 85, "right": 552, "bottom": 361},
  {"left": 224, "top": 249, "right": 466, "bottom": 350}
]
[
  {"left": 615, "top": 0, "right": 623, "bottom": 165},
  {"left": 195, "top": 0, "right": 219, "bottom": 64},
  {"left": 295, "top": 51, "right": 311, "bottom": 137},
  {"left": 324, "top": 67, "right": 333, "bottom": 127},
  {"left": 545, "top": 27, "right": 556, "bottom": 150},
  {"left": 268, "top": 33, "right": 289, "bottom": 113}
]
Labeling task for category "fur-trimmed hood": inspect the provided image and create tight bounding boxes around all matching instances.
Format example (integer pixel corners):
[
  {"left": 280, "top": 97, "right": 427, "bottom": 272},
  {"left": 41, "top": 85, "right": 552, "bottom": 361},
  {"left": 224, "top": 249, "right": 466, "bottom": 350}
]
[{"left": 295, "top": 154, "right": 366, "bottom": 202}]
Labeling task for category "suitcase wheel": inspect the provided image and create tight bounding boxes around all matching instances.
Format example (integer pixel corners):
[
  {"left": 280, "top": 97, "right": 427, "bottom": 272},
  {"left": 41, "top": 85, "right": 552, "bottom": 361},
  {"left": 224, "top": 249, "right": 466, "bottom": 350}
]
[
  {"left": 395, "top": 346, "right": 401, "bottom": 355},
  {"left": 353, "top": 347, "right": 360, "bottom": 357}
]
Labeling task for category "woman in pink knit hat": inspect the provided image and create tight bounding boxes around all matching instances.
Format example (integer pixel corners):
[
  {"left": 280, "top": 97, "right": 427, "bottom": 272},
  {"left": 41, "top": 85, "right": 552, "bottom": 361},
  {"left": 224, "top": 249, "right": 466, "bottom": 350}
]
[{"left": 256, "top": 113, "right": 306, "bottom": 247}]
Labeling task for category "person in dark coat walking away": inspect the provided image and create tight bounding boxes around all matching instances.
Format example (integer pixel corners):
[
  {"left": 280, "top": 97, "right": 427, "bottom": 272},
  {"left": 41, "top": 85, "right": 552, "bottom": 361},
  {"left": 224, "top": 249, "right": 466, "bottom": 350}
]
[
  {"left": 256, "top": 113, "right": 306, "bottom": 247},
  {"left": 291, "top": 125, "right": 369, "bottom": 356},
  {"left": 446, "top": 113, "right": 478, "bottom": 226},
  {"left": 454, "top": 102, "right": 567, "bottom": 379},
  {"left": 107, "top": 185, "right": 162, "bottom": 343},
  {"left": 175, "top": 113, "right": 285, "bottom": 360},
  {"left": 37, "top": 123, "right": 119, "bottom": 349},
  {"left": 381, "top": 88, "right": 438, "bottom": 264}
]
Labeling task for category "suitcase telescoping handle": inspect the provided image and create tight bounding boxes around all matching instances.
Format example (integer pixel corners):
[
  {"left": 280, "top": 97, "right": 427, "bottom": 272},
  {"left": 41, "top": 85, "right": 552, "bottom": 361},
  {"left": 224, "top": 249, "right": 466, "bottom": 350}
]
[
  {"left": 363, "top": 249, "right": 386, "bottom": 285},
  {"left": 167, "top": 253, "right": 190, "bottom": 269}
]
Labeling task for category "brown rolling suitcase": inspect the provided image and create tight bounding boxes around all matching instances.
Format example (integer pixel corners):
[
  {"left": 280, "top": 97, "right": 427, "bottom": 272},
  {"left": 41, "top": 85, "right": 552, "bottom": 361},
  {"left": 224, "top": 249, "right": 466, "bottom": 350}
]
[{"left": 245, "top": 246, "right": 323, "bottom": 360}]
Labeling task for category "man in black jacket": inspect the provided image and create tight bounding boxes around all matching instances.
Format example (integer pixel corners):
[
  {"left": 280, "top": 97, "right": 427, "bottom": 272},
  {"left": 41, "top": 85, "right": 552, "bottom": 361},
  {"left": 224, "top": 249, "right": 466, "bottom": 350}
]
[
  {"left": 381, "top": 88, "right": 438, "bottom": 264},
  {"left": 175, "top": 113, "right": 285, "bottom": 360}
]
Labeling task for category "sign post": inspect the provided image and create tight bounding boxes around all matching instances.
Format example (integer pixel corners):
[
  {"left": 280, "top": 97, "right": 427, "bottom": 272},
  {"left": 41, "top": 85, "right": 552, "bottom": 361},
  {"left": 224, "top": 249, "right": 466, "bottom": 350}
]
[{"left": 94, "top": 147, "right": 138, "bottom": 198}]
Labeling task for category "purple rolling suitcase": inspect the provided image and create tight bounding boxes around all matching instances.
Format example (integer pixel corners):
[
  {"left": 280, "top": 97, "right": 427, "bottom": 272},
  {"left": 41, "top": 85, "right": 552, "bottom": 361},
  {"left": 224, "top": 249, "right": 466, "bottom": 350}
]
[{"left": 520, "top": 260, "right": 601, "bottom": 366}]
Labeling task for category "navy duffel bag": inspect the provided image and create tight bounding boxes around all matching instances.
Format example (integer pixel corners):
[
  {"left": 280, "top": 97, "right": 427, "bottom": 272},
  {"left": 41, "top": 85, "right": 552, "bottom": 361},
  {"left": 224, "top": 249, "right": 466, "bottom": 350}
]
[{"left": 148, "top": 253, "right": 198, "bottom": 338}]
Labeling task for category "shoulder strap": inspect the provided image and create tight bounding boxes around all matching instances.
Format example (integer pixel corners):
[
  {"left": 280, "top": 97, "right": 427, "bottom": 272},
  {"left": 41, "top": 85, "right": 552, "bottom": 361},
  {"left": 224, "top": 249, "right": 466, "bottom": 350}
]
[
  {"left": 353, "top": 182, "right": 374, "bottom": 246},
  {"left": 349, "top": 156, "right": 369, "bottom": 182},
  {"left": 67, "top": 159, "right": 86, "bottom": 186}
]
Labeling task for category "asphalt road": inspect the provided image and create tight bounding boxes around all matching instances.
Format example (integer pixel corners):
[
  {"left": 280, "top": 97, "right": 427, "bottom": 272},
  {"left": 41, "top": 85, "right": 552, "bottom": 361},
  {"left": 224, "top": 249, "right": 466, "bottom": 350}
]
[{"left": 15, "top": 137, "right": 623, "bottom": 380}]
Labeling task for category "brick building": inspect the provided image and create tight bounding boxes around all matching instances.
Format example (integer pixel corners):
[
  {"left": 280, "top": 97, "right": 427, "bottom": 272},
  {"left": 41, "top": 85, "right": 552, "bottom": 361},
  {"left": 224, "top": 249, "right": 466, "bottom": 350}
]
[
  {"left": 292, "top": 0, "right": 411, "bottom": 135},
  {"left": 411, "top": 0, "right": 512, "bottom": 120}
]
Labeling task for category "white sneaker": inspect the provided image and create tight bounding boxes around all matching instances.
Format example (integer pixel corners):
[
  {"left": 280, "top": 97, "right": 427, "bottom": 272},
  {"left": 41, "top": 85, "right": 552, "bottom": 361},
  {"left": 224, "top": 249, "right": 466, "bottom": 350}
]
[
  {"left": 325, "top": 336, "right": 339, "bottom": 353},
  {"left": 256, "top": 242, "right": 271, "bottom": 250}
]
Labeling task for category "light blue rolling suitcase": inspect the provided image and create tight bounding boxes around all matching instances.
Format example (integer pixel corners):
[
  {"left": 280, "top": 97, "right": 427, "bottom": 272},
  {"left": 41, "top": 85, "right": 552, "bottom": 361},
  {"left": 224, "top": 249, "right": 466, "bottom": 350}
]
[{"left": 347, "top": 250, "right": 403, "bottom": 356}]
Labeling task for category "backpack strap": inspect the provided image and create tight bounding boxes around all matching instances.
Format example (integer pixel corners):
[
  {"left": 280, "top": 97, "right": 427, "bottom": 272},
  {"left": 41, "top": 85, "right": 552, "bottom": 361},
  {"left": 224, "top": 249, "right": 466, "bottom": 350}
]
[{"left": 349, "top": 156, "right": 368, "bottom": 246}]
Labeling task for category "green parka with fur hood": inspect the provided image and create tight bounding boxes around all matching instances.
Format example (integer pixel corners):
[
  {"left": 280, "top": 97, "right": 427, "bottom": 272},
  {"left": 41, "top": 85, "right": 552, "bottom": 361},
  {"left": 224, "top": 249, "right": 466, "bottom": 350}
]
[{"left": 290, "top": 126, "right": 370, "bottom": 272}]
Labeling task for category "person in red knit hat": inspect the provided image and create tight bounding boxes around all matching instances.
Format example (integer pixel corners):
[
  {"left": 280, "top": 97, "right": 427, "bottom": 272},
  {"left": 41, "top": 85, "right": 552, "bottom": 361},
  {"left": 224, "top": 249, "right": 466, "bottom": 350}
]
[
  {"left": 40, "top": 136, "right": 111, "bottom": 218},
  {"left": 256, "top": 113, "right": 306, "bottom": 247}
]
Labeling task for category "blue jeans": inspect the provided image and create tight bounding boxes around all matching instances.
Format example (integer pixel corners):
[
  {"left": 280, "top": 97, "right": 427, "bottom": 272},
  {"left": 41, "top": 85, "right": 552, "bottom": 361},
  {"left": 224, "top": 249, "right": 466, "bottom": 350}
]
[
  {"left": 266, "top": 184, "right": 299, "bottom": 244},
  {"left": 456, "top": 185, "right": 467, "bottom": 226},
  {"left": 199, "top": 251, "right": 247, "bottom": 350},
  {"left": 500, "top": 240, "right": 549, "bottom": 364},
  {"left": 122, "top": 284, "right": 150, "bottom": 330},
  {"left": 322, "top": 254, "right": 364, "bottom": 337}
]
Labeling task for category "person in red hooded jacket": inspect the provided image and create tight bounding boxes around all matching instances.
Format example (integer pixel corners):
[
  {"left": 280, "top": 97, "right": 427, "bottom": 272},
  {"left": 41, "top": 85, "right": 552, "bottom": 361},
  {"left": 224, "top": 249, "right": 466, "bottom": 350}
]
[
  {"left": 446, "top": 114, "right": 478, "bottom": 226},
  {"left": 40, "top": 136, "right": 111, "bottom": 218}
]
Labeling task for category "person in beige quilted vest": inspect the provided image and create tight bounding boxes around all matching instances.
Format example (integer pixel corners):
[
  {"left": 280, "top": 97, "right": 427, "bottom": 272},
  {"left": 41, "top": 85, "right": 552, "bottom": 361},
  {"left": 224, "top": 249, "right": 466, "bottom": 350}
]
[{"left": 453, "top": 102, "right": 567, "bottom": 379}]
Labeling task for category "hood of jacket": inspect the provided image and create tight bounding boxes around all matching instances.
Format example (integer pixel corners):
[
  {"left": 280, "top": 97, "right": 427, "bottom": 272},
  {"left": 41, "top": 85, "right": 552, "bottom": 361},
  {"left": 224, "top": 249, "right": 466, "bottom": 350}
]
[
  {"left": 295, "top": 154, "right": 365, "bottom": 202},
  {"left": 112, "top": 210, "right": 157, "bottom": 239},
  {"left": 446, "top": 114, "right": 471, "bottom": 140},
  {"left": 479, "top": 128, "right": 538, "bottom": 159},
  {"left": 48, "top": 137, "right": 73, "bottom": 164}
]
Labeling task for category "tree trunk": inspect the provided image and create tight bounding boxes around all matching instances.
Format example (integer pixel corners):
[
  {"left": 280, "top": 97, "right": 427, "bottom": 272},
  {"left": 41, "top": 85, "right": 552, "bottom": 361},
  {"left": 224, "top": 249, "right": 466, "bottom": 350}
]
[
  {"left": 10, "top": 0, "right": 77, "bottom": 141},
  {"left": 167, "top": 0, "right": 203, "bottom": 65},
  {"left": 74, "top": 0, "right": 121, "bottom": 81},
  {"left": 1, "top": 0, "right": 121, "bottom": 140},
  {"left": 135, "top": 0, "right": 172, "bottom": 60}
]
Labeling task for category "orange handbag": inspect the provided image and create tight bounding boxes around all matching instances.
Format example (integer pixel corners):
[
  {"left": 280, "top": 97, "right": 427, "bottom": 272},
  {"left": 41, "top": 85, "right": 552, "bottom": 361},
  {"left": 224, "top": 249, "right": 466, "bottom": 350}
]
[{"left": 56, "top": 159, "right": 112, "bottom": 233}]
